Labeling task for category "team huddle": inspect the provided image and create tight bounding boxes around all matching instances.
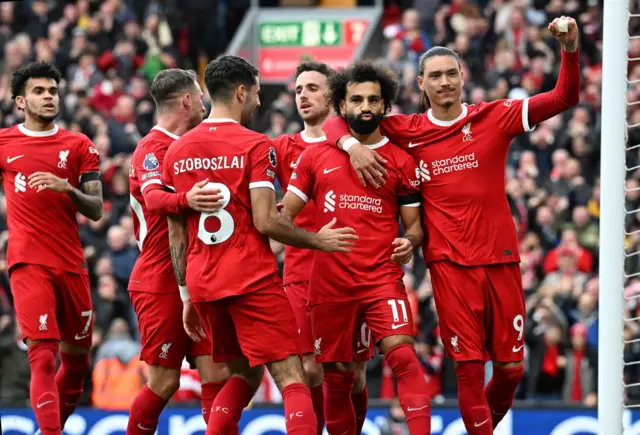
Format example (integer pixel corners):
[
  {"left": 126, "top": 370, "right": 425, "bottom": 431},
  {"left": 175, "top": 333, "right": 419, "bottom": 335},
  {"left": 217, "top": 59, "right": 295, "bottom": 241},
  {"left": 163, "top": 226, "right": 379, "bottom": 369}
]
[{"left": 2, "top": 15, "right": 580, "bottom": 435}]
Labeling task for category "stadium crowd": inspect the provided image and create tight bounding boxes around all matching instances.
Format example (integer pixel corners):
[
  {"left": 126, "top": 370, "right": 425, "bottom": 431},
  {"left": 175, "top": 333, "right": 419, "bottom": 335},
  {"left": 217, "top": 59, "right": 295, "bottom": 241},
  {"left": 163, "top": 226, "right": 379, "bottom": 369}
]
[{"left": 0, "top": 0, "right": 617, "bottom": 415}]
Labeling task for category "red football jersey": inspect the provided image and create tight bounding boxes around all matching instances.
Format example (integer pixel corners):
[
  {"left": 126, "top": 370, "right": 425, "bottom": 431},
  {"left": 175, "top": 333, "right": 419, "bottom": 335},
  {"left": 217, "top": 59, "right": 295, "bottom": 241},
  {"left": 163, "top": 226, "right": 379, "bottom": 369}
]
[
  {"left": 325, "top": 99, "right": 536, "bottom": 267},
  {"left": 162, "top": 118, "right": 281, "bottom": 303},
  {"left": 0, "top": 124, "right": 100, "bottom": 274},
  {"left": 129, "top": 126, "right": 180, "bottom": 293},
  {"left": 272, "top": 131, "right": 323, "bottom": 285},
  {"left": 288, "top": 137, "right": 421, "bottom": 305}
]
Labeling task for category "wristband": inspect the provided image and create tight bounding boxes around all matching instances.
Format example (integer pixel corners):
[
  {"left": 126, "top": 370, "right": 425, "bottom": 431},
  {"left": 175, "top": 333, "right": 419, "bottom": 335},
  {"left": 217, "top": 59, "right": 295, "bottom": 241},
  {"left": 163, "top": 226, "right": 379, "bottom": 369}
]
[
  {"left": 342, "top": 137, "right": 360, "bottom": 152},
  {"left": 179, "top": 285, "right": 190, "bottom": 302}
]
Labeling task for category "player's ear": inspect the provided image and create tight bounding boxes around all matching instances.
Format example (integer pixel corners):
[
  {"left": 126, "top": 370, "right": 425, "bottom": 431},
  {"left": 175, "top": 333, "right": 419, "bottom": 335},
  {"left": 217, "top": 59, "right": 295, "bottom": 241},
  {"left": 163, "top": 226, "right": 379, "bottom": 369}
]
[
  {"left": 416, "top": 75, "right": 424, "bottom": 91},
  {"left": 339, "top": 100, "right": 346, "bottom": 116},
  {"left": 15, "top": 95, "right": 25, "bottom": 111},
  {"left": 236, "top": 84, "right": 246, "bottom": 104},
  {"left": 182, "top": 93, "right": 191, "bottom": 110}
]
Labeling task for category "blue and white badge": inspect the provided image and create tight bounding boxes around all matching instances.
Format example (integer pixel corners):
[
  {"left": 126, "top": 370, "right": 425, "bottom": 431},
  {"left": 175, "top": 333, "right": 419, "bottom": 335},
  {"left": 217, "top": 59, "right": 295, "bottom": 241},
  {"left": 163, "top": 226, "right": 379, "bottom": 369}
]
[
  {"left": 269, "top": 147, "right": 277, "bottom": 168},
  {"left": 143, "top": 153, "right": 159, "bottom": 171}
]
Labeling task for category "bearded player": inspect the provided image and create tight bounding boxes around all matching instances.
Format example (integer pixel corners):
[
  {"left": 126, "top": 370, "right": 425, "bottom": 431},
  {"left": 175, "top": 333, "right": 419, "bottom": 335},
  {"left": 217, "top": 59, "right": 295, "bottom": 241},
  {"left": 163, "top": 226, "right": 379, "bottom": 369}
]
[
  {"left": 272, "top": 61, "right": 372, "bottom": 434},
  {"left": 323, "top": 17, "right": 581, "bottom": 434},
  {"left": 163, "top": 55, "right": 357, "bottom": 434},
  {"left": 127, "top": 69, "right": 233, "bottom": 434},
  {"left": 1, "top": 62, "right": 103, "bottom": 435},
  {"left": 283, "top": 62, "right": 431, "bottom": 435}
]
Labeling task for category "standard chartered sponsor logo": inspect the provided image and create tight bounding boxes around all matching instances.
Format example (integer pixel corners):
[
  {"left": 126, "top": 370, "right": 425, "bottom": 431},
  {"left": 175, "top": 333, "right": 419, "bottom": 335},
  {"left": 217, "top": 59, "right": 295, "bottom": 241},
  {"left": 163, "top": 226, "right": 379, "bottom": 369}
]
[
  {"left": 323, "top": 191, "right": 383, "bottom": 214},
  {"left": 429, "top": 152, "right": 479, "bottom": 177}
]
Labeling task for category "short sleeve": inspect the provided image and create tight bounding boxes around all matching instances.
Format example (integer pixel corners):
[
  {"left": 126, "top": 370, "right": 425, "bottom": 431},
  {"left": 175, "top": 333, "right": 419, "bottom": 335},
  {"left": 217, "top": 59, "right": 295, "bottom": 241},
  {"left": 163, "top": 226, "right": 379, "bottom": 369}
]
[
  {"left": 77, "top": 138, "right": 100, "bottom": 177},
  {"left": 287, "top": 149, "right": 314, "bottom": 203},
  {"left": 396, "top": 154, "right": 421, "bottom": 207},
  {"left": 271, "top": 134, "right": 290, "bottom": 186},
  {"left": 135, "top": 146, "right": 166, "bottom": 193},
  {"left": 161, "top": 149, "right": 176, "bottom": 192},
  {"left": 492, "top": 98, "right": 536, "bottom": 137},
  {"left": 248, "top": 138, "right": 277, "bottom": 191}
]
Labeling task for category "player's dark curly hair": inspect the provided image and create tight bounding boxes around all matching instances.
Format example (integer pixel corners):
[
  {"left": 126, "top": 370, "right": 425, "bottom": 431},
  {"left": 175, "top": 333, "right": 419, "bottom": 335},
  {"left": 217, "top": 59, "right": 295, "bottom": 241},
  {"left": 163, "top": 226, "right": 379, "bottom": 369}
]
[
  {"left": 11, "top": 61, "right": 62, "bottom": 100},
  {"left": 294, "top": 61, "right": 334, "bottom": 80},
  {"left": 417, "top": 46, "right": 461, "bottom": 109},
  {"left": 204, "top": 55, "right": 259, "bottom": 102},
  {"left": 328, "top": 61, "right": 398, "bottom": 115},
  {"left": 150, "top": 69, "right": 198, "bottom": 110}
]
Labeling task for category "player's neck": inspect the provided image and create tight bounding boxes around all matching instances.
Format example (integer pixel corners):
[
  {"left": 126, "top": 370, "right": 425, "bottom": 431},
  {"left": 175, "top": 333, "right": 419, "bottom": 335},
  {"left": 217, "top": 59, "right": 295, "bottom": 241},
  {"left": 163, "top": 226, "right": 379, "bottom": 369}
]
[
  {"left": 156, "top": 115, "right": 190, "bottom": 137},
  {"left": 302, "top": 123, "right": 325, "bottom": 139},
  {"left": 351, "top": 128, "right": 383, "bottom": 145},
  {"left": 208, "top": 106, "right": 241, "bottom": 124},
  {"left": 23, "top": 117, "right": 55, "bottom": 132},
  {"left": 430, "top": 101, "right": 464, "bottom": 122}
]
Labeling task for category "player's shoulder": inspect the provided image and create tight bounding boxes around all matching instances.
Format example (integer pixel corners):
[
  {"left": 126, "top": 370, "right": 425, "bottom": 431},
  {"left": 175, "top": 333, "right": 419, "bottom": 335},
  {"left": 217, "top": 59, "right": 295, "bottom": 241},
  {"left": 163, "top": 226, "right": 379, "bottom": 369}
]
[
  {"left": 135, "top": 128, "right": 175, "bottom": 156},
  {"left": 471, "top": 99, "right": 521, "bottom": 116},
  {"left": 57, "top": 127, "right": 97, "bottom": 151},
  {"left": 0, "top": 125, "right": 21, "bottom": 144},
  {"left": 382, "top": 112, "right": 428, "bottom": 126},
  {"left": 383, "top": 137, "right": 414, "bottom": 164}
]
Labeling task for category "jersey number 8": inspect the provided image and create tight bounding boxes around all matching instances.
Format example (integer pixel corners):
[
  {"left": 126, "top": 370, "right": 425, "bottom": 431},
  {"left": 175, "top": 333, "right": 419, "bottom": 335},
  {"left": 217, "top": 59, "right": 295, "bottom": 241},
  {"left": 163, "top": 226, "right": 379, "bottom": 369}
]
[{"left": 198, "top": 182, "right": 234, "bottom": 245}]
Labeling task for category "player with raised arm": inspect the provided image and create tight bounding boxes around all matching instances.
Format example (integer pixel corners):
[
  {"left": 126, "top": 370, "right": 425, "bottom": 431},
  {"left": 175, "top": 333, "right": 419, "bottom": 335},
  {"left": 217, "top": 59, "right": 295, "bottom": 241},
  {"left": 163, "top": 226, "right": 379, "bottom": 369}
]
[
  {"left": 1, "top": 62, "right": 103, "bottom": 435},
  {"left": 127, "top": 69, "right": 232, "bottom": 435},
  {"left": 282, "top": 62, "right": 431, "bottom": 435},
  {"left": 272, "top": 61, "right": 371, "bottom": 434},
  {"left": 163, "top": 55, "right": 357, "bottom": 434},
  {"left": 322, "top": 18, "right": 581, "bottom": 434}
]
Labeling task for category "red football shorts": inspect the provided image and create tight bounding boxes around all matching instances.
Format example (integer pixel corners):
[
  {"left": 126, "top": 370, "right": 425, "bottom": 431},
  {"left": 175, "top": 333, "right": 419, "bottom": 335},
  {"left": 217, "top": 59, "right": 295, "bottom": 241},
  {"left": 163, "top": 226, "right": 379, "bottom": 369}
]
[
  {"left": 284, "top": 281, "right": 314, "bottom": 355},
  {"left": 10, "top": 264, "right": 93, "bottom": 347},
  {"left": 194, "top": 284, "right": 299, "bottom": 367},
  {"left": 311, "top": 287, "right": 412, "bottom": 364},
  {"left": 130, "top": 291, "right": 210, "bottom": 368},
  {"left": 429, "top": 260, "right": 526, "bottom": 363}
]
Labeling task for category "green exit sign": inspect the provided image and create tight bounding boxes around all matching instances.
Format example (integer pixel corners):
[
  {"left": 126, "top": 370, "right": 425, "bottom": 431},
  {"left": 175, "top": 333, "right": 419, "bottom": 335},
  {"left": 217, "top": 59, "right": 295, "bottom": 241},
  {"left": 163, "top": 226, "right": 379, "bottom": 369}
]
[{"left": 259, "top": 21, "right": 342, "bottom": 47}]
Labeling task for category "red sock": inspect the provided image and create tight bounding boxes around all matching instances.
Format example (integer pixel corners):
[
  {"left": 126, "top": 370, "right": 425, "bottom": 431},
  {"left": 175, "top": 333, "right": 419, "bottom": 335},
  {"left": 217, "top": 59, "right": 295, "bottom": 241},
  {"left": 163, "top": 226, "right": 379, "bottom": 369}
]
[
  {"left": 323, "top": 371, "right": 356, "bottom": 435},
  {"left": 385, "top": 344, "right": 431, "bottom": 434},
  {"left": 28, "top": 342, "right": 61, "bottom": 435},
  {"left": 310, "top": 384, "right": 325, "bottom": 434},
  {"left": 206, "top": 376, "right": 254, "bottom": 435},
  {"left": 352, "top": 385, "right": 368, "bottom": 435},
  {"left": 201, "top": 382, "right": 224, "bottom": 424},
  {"left": 126, "top": 384, "right": 169, "bottom": 434},
  {"left": 56, "top": 351, "right": 89, "bottom": 427},
  {"left": 485, "top": 364, "right": 523, "bottom": 429},
  {"left": 282, "top": 382, "right": 317, "bottom": 434},
  {"left": 455, "top": 361, "right": 492, "bottom": 434}
]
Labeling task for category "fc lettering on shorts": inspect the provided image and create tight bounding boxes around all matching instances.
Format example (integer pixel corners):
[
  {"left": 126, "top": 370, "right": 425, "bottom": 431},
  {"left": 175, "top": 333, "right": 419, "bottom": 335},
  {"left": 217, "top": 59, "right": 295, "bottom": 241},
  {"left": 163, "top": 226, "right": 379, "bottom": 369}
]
[{"left": 503, "top": 250, "right": 512, "bottom": 255}]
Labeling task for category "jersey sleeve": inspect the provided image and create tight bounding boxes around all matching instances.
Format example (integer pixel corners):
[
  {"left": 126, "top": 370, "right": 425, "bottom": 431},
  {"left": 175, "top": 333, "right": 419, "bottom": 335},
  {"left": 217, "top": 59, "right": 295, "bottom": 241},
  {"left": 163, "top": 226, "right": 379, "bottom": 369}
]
[
  {"left": 135, "top": 145, "right": 166, "bottom": 193},
  {"left": 491, "top": 99, "right": 536, "bottom": 138},
  {"left": 379, "top": 114, "right": 427, "bottom": 150},
  {"left": 161, "top": 148, "right": 176, "bottom": 192},
  {"left": 271, "top": 134, "right": 290, "bottom": 187},
  {"left": 77, "top": 137, "right": 100, "bottom": 178},
  {"left": 396, "top": 154, "right": 421, "bottom": 207},
  {"left": 248, "top": 137, "right": 277, "bottom": 191},
  {"left": 287, "top": 148, "right": 314, "bottom": 203}
]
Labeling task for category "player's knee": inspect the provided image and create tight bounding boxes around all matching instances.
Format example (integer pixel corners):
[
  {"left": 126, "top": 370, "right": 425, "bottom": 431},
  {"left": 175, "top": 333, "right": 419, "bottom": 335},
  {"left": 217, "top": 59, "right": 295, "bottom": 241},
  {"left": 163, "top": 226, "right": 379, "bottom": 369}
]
[
  {"left": 59, "top": 341, "right": 90, "bottom": 355},
  {"left": 379, "top": 334, "right": 414, "bottom": 354},
  {"left": 302, "top": 356, "right": 323, "bottom": 387},
  {"left": 267, "top": 355, "right": 308, "bottom": 390},
  {"left": 148, "top": 366, "right": 181, "bottom": 399},
  {"left": 196, "top": 358, "right": 231, "bottom": 384},
  {"left": 323, "top": 361, "right": 356, "bottom": 373},
  {"left": 352, "top": 362, "right": 367, "bottom": 394},
  {"left": 493, "top": 360, "right": 524, "bottom": 370}
]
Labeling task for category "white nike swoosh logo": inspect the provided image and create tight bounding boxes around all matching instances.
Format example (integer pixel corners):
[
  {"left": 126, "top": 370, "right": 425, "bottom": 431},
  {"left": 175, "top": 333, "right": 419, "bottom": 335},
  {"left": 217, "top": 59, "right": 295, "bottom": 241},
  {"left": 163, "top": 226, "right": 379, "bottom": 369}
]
[
  {"left": 391, "top": 323, "right": 409, "bottom": 330},
  {"left": 7, "top": 155, "right": 24, "bottom": 163},
  {"left": 138, "top": 424, "right": 155, "bottom": 431},
  {"left": 408, "top": 141, "right": 426, "bottom": 148},
  {"left": 474, "top": 418, "right": 490, "bottom": 427},
  {"left": 75, "top": 333, "right": 91, "bottom": 340},
  {"left": 36, "top": 400, "right": 53, "bottom": 408},
  {"left": 290, "top": 162, "right": 297, "bottom": 168},
  {"left": 357, "top": 348, "right": 368, "bottom": 353},
  {"left": 407, "top": 405, "right": 429, "bottom": 411},
  {"left": 323, "top": 166, "right": 341, "bottom": 174},
  {"left": 512, "top": 344, "right": 524, "bottom": 352}
]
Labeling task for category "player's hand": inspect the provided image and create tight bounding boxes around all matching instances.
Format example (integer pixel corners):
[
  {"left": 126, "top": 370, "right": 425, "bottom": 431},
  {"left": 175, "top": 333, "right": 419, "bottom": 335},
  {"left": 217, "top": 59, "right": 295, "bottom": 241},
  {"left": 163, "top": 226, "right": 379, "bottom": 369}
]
[
  {"left": 183, "top": 300, "right": 206, "bottom": 342},
  {"left": 316, "top": 217, "right": 358, "bottom": 252},
  {"left": 347, "top": 143, "right": 388, "bottom": 188},
  {"left": 186, "top": 178, "right": 224, "bottom": 213},
  {"left": 391, "top": 237, "right": 414, "bottom": 264},
  {"left": 28, "top": 172, "right": 72, "bottom": 193},
  {"left": 548, "top": 16, "right": 579, "bottom": 52}
]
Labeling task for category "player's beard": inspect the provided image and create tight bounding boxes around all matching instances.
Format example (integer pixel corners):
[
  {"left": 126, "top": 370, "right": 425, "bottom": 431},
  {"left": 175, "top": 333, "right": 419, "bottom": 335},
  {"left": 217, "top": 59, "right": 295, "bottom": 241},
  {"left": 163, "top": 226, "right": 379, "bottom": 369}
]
[
  {"left": 26, "top": 102, "right": 58, "bottom": 123},
  {"left": 303, "top": 104, "right": 331, "bottom": 127},
  {"left": 345, "top": 112, "right": 383, "bottom": 135}
]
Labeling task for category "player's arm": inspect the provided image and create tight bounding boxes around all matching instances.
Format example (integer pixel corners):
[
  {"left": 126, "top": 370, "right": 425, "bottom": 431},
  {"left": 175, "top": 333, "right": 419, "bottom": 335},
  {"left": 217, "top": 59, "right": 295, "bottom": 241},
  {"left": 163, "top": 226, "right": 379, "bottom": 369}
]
[
  {"left": 251, "top": 187, "right": 356, "bottom": 252},
  {"left": 144, "top": 180, "right": 223, "bottom": 215},
  {"left": 28, "top": 171, "right": 104, "bottom": 221},
  {"left": 392, "top": 205, "right": 423, "bottom": 265},
  {"left": 280, "top": 190, "right": 306, "bottom": 222}
]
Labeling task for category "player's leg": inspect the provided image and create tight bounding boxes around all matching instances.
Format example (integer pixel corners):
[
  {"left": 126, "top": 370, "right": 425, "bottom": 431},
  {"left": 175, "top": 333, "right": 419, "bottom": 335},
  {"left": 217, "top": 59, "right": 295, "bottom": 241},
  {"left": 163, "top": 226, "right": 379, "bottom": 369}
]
[
  {"left": 364, "top": 293, "right": 431, "bottom": 434},
  {"left": 125, "top": 292, "right": 189, "bottom": 434},
  {"left": 286, "top": 281, "right": 325, "bottom": 434},
  {"left": 11, "top": 265, "right": 62, "bottom": 435},
  {"left": 231, "top": 285, "right": 317, "bottom": 434},
  {"left": 194, "top": 300, "right": 261, "bottom": 434},
  {"left": 56, "top": 271, "right": 95, "bottom": 429},
  {"left": 429, "top": 261, "right": 492, "bottom": 435},
  {"left": 191, "top": 344, "right": 232, "bottom": 424},
  {"left": 313, "top": 301, "right": 360, "bottom": 435},
  {"left": 352, "top": 361, "right": 368, "bottom": 435},
  {"left": 484, "top": 264, "right": 526, "bottom": 429}
]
